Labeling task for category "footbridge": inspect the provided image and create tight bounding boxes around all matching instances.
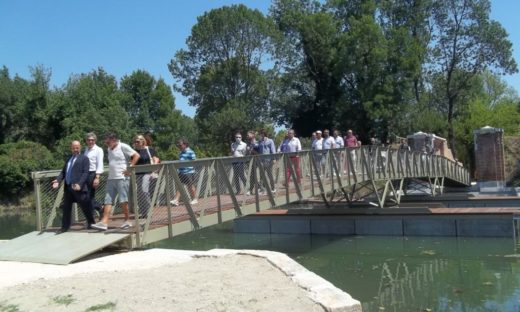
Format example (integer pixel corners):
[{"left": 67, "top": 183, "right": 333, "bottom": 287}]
[{"left": 0, "top": 146, "right": 469, "bottom": 264}]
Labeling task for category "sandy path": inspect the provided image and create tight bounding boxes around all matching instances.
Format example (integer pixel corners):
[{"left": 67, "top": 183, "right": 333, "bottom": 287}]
[{"left": 0, "top": 249, "right": 361, "bottom": 312}]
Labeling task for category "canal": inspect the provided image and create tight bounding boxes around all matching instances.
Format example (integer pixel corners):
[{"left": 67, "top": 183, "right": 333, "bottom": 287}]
[{"left": 2, "top": 211, "right": 520, "bottom": 312}]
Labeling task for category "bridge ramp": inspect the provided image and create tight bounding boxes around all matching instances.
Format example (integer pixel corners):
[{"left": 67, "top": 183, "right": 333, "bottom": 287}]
[{"left": 0, "top": 231, "right": 129, "bottom": 265}]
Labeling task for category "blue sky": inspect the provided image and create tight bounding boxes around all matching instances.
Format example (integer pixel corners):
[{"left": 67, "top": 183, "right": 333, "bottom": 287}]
[{"left": 1, "top": 0, "right": 519, "bottom": 118}]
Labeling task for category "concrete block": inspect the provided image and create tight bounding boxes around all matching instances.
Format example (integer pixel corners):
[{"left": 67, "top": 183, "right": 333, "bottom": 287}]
[
  {"left": 457, "top": 219, "right": 513, "bottom": 237},
  {"left": 271, "top": 219, "right": 311, "bottom": 234},
  {"left": 355, "top": 219, "right": 403, "bottom": 236},
  {"left": 233, "top": 218, "right": 270, "bottom": 233},
  {"left": 404, "top": 218, "right": 456, "bottom": 236},
  {"left": 311, "top": 218, "right": 356, "bottom": 235}
]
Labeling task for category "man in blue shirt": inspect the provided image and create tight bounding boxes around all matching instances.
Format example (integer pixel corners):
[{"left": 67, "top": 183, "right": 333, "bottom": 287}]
[{"left": 170, "top": 138, "right": 198, "bottom": 206}]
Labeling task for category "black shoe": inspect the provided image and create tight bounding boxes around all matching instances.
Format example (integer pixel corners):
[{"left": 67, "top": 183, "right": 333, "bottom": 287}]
[{"left": 56, "top": 228, "right": 68, "bottom": 234}]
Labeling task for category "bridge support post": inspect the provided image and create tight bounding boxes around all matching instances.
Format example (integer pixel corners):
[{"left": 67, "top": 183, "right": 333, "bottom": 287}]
[{"left": 310, "top": 151, "right": 329, "bottom": 208}]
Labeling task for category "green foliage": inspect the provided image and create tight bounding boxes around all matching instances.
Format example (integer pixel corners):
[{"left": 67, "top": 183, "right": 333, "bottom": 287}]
[
  {"left": 169, "top": 4, "right": 280, "bottom": 154},
  {"left": 0, "top": 141, "right": 56, "bottom": 199},
  {"left": 85, "top": 301, "right": 117, "bottom": 311},
  {"left": 428, "top": 0, "right": 518, "bottom": 155},
  {"left": 52, "top": 294, "right": 75, "bottom": 306},
  {"left": 0, "top": 301, "right": 20, "bottom": 312}
]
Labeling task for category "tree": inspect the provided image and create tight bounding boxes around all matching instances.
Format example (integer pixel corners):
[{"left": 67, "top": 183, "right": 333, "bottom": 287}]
[
  {"left": 0, "top": 141, "right": 57, "bottom": 198},
  {"left": 168, "top": 4, "right": 280, "bottom": 154},
  {"left": 428, "top": 0, "right": 518, "bottom": 157}
]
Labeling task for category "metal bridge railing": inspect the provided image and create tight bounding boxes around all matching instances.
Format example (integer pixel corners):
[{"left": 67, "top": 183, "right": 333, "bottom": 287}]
[{"left": 31, "top": 146, "right": 470, "bottom": 245}]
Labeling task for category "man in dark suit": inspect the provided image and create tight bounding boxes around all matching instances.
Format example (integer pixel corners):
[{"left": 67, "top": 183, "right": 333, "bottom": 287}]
[{"left": 51, "top": 140, "right": 96, "bottom": 232}]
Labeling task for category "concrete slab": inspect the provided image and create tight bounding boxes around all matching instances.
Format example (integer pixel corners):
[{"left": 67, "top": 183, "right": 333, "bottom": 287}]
[
  {"left": 404, "top": 218, "right": 456, "bottom": 236},
  {"left": 271, "top": 219, "right": 311, "bottom": 234},
  {"left": 233, "top": 218, "right": 270, "bottom": 233},
  {"left": 311, "top": 218, "right": 356, "bottom": 235},
  {"left": 457, "top": 219, "right": 513, "bottom": 237},
  {"left": 355, "top": 219, "right": 403, "bottom": 236}
]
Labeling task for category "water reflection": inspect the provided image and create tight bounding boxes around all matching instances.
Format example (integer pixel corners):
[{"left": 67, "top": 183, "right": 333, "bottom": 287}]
[
  {"left": 151, "top": 224, "right": 520, "bottom": 312},
  {"left": 0, "top": 211, "right": 35, "bottom": 239}
]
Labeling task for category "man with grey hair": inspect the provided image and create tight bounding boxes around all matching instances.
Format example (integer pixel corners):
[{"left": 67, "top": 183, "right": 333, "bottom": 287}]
[{"left": 84, "top": 132, "right": 104, "bottom": 219}]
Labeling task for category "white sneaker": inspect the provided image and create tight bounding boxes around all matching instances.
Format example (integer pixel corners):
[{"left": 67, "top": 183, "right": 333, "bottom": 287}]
[
  {"left": 170, "top": 199, "right": 179, "bottom": 206},
  {"left": 91, "top": 222, "right": 108, "bottom": 231},
  {"left": 120, "top": 220, "right": 133, "bottom": 229},
  {"left": 271, "top": 189, "right": 277, "bottom": 193},
  {"left": 190, "top": 199, "right": 198, "bottom": 205},
  {"left": 245, "top": 191, "right": 251, "bottom": 196}
]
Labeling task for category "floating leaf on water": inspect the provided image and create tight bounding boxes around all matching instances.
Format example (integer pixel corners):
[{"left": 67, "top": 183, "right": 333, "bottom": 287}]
[
  {"left": 420, "top": 250, "right": 436, "bottom": 256},
  {"left": 424, "top": 308, "right": 432, "bottom": 312},
  {"left": 482, "top": 281, "right": 493, "bottom": 286},
  {"left": 379, "top": 306, "right": 385, "bottom": 310}
]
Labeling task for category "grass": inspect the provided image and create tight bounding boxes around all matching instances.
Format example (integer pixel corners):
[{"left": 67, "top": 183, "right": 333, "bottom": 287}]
[
  {"left": 0, "top": 301, "right": 21, "bottom": 312},
  {"left": 52, "top": 294, "right": 75, "bottom": 306},
  {"left": 85, "top": 302, "right": 117, "bottom": 312}
]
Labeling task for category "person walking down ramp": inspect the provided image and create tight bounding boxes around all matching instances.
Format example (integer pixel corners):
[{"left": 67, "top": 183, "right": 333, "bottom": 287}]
[
  {"left": 91, "top": 133, "right": 140, "bottom": 231},
  {"left": 51, "top": 140, "right": 95, "bottom": 233}
]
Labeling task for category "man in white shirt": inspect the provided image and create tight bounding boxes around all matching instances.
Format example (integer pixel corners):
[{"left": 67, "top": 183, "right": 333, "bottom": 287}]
[
  {"left": 312, "top": 130, "right": 324, "bottom": 175},
  {"left": 333, "top": 130, "right": 344, "bottom": 148},
  {"left": 333, "top": 129, "right": 345, "bottom": 174},
  {"left": 231, "top": 132, "right": 247, "bottom": 194},
  {"left": 322, "top": 129, "right": 336, "bottom": 175},
  {"left": 84, "top": 132, "right": 104, "bottom": 219},
  {"left": 92, "top": 133, "right": 140, "bottom": 231},
  {"left": 279, "top": 129, "right": 302, "bottom": 185}
]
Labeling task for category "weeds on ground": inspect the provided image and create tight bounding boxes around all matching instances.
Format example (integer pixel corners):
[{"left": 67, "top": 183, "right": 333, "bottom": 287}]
[
  {"left": 0, "top": 301, "right": 21, "bottom": 312},
  {"left": 52, "top": 294, "right": 75, "bottom": 306},
  {"left": 85, "top": 301, "right": 117, "bottom": 311}
]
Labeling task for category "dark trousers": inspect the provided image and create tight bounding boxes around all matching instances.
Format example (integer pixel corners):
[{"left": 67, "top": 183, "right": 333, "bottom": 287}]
[
  {"left": 232, "top": 162, "right": 246, "bottom": 194},
  {"left": 263, "top": 161, "right": 276, "bottom": 191},
  {"left": 62, "top": 185, "right": 95, "bottom": 230},
  {"left": 87, "top": 172, "right": 101, "bottom": 213}
]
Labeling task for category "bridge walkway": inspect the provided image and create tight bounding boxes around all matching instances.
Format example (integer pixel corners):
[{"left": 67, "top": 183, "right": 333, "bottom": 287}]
[{"left": 0, "top": 146, "right": 470, "bottom": 264}]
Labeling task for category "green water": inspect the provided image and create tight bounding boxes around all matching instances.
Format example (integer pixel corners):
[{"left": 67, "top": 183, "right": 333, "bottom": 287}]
[{"left": 3, "top": 213, "right": 520, "bottom": 312}]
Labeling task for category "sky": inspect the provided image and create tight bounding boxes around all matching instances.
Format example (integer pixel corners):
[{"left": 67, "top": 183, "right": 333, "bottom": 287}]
[{"left": 1, "top": 0, "right": 519, "bottom": 118}]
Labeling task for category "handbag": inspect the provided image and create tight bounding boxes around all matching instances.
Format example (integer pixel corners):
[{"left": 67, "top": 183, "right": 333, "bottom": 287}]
[{"left": 146, "top": 147, "right": 159, "bottom": 179}]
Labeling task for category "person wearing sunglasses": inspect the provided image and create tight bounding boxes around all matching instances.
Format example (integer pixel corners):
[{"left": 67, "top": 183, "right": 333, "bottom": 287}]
[{"left": 231, "top": 132, "right": 247, "bottom": 195}]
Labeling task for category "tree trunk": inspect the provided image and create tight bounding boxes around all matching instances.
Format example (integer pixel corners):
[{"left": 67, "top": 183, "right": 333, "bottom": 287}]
[{"left": 447, "top": 97, "right": 456, "bottom": 160}]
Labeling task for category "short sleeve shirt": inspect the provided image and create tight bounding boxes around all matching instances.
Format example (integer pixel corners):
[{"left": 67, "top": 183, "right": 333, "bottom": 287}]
[
  {"left": 323, "top": 137, "right": 335, "bottom": 149},
  {"left": 136, "top": 147, "right": 158, "bottom": 166},
  {"left": 178, "top": 147, "right": 196, "bottom": 174},
  {"left": 334, "top": 136, "right": 344, "bottom": 148},
  {"left": 108, "top": 142, "right": 137, "bottom": 180},
  {"left": 231, "top": 141, "right": 247, "bottom": 157}
]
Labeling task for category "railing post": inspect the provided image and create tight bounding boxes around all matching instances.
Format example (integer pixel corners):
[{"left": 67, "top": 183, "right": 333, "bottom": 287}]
[
  {"left": 214, "top": 160, "right": 222, "bottom": 223},
  {"left": 32, "top": 173, "right": 43, "bottom": 231},
  {"left": 129, "top": 166, "right": 141, "bottom": 247}
]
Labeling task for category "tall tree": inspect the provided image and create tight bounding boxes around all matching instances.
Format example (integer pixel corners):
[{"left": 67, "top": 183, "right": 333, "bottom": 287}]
[
  {"left": 168, "top": 4, "right": 280, "bottom": 153},
  {"left": 428, "top": 0, "right": 517, "bottom": 156}
]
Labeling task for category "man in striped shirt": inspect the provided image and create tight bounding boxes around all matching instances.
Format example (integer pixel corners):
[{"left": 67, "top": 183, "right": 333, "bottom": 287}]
[{"left": 170, "top": 138, "right": 198, "bottom": 206}]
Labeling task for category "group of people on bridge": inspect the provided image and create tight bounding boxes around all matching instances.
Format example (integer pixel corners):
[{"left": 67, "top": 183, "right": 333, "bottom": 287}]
[
  {"left": 52, "top": 132, "right": 197, "bottom": 233},
  {"left": 52, "top": 128, "right": 369, "bottom": 233}
]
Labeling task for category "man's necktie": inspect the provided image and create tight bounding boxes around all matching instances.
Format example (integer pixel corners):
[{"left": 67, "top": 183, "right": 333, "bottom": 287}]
[{"left": 65, "top": 155, "right": 76, "bottom": 184}]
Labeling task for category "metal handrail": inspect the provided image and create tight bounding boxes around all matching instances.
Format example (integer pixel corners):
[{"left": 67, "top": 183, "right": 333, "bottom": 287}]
[{"left": 31, "top": 146, "right": 470, "bottom": 245}]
